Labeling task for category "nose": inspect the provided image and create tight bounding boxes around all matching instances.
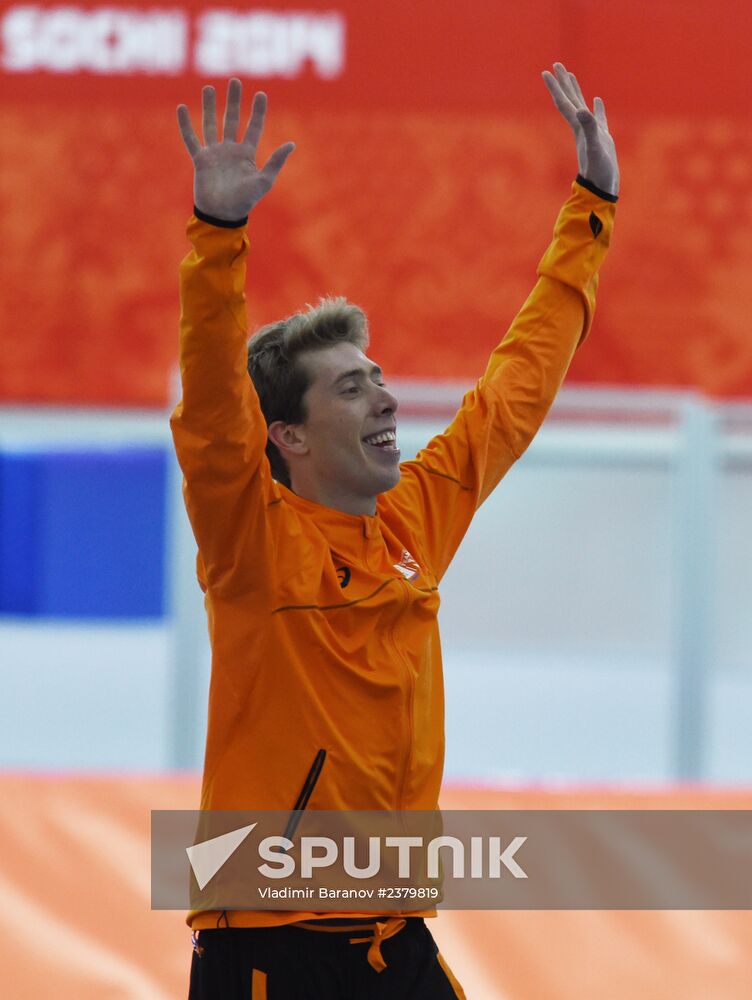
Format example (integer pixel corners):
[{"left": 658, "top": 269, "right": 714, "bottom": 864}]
[{"left": 374, "top": 383, "right": 399, "bottom": 416}]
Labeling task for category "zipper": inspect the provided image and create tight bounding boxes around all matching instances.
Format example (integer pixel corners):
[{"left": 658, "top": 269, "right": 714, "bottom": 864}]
[
  {"left": 283, "top": 748, "right": 327, "bottom": 841},
  {"left": 389, "top": 578, "right": 415, "bottom": 811}
]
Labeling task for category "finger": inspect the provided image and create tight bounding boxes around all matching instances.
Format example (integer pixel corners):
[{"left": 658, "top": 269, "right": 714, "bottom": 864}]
[
  {"left": 202, "top": 85, "right": 218, "bottom": 145},
  {"left": 222, "top": 77, "right": 242, "bottom": 143},
  {"left": 242, "top": 91, "right": 268, "bottom": 151},
  {"left": 593, "top": 96, "right": 609, "bottom": 131},
  {"left": 542, "top": 71, "right": 579, "bottom": 130},
  {"left": 259, "top": 142, "right": 296, "bottom": 186},
  {"left": 576, "top": 107, "right": 600, "bottom": 145},
  {"left": 567, "top": 71, "right": 588, "bottom": 109},
  {"left": 553, "top": 62, "right": 581, "bottom": 108},
  {"left": 177, "top": 105, "right": 201, "bottom": 157}
]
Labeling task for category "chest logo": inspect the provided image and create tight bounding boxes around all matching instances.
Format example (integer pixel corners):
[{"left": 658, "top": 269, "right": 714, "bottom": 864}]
[
  {"left": 393, "top": 548, "right": 420, "bottom": 582},
  {"left": 336, "top": 566, "right": 351, "bottom": 588}
]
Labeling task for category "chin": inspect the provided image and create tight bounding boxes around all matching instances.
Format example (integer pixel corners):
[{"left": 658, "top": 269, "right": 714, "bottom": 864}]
[{"left": 375, "top": 465, "right": 402, "bottom": 494}]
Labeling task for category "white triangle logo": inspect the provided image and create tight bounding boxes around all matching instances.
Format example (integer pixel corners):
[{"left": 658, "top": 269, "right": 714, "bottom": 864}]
[
  {"left": 186, "top": 823, "right": 257, "bottom": 890},
  {"left": 393, "top": 548, "right": 420, "bottom": 581}
]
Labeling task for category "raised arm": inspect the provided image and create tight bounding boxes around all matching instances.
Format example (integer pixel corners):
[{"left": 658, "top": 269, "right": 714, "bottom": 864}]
[
  {"left": 382, "top": 64, "right": 618, "bottom": 581},
  {"left": 170, "top": 81, "right": 294, "bottom": 597}
]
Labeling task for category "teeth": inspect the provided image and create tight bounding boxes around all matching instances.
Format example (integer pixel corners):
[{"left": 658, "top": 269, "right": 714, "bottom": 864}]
[{"left": 364, "top": 431, "right": 396, "bottom": 446}]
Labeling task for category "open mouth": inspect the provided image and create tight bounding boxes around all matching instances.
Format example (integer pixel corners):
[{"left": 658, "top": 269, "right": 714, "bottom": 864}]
[{"left": 362, "top": 430, "right": 400, "bottom": 458}]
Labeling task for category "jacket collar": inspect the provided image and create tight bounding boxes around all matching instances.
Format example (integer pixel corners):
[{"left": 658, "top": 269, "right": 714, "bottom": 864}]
[{"left": 277, "top": 483, "right": 381, "bottom": 540}]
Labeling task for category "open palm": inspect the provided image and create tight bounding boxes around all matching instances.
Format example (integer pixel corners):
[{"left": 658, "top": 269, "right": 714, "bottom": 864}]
[{"left": 177, "top": 79, "right": 295, "bottom": 221}]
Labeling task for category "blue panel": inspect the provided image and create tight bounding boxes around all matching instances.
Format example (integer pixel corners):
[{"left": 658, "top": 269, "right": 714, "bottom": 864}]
[
  {"left": 37, "top": 449, "right": 167, "bottom": 618},
  {"left": 0, "top": 453, "right": 42, "bottom": 613},
  {"left": 0, "top": 447, "right": 167, "bottom": 619}
]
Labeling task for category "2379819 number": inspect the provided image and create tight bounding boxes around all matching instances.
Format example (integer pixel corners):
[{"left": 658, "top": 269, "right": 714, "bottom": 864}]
[{"left": 379, "top": 887, "right": 440, "bottom": 899}]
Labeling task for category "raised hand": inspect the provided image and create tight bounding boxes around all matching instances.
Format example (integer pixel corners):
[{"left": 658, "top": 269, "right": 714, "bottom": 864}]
[
  {"left": 542, "top": 62, "right": 619, "bottom": 197},
  {"left": 177, "top": 79, "right": 295, "bottom": 221}
]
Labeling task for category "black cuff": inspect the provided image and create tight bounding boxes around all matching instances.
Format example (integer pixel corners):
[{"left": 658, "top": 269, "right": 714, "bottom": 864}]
[
  {"left": 575, "top": 174, "right": 618, "bottom": 203},
  {"left": 194, "top": 206, "right": 248, "bottom": 228}
]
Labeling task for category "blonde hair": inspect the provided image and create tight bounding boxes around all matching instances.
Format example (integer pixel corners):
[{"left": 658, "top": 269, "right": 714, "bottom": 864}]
[{"left": 247, "top": 297, "right": 369, "bottom": 486}]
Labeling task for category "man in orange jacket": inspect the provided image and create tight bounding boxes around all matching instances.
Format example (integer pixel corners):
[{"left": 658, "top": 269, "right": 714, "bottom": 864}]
[{"left": 173, "top": 63, "right": 618, "bottom": 999}]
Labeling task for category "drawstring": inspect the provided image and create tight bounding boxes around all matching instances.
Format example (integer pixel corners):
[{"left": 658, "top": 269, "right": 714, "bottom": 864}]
[
  {"left": 294, "top": 917, "right": 408, "bottom": 973},
  {"left": 348, "top": 918, "right": 406, "bottom": 973}
]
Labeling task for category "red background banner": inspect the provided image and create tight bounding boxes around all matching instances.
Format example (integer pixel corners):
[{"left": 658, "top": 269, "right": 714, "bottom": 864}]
[{"left": 2, "top": 0, "right": 752, "bottom": 405}]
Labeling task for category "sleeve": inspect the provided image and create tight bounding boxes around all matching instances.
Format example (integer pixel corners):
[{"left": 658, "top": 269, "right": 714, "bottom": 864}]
[
  {"left": 383, "top": 179, "right": 616, "bottom": 581},
  {"left": 169, "top": 215, "right": 279, "bottom": 599}
]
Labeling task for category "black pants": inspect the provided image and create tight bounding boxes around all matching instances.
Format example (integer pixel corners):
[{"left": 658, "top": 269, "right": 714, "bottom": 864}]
[{"left": 188, "top": 918, "right": 466, "bottom": 999}]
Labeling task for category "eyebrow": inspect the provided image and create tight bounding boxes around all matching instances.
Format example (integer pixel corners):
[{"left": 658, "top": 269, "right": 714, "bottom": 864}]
[{"left": 331, "top": 365, "right": 383, "bottom": 388}]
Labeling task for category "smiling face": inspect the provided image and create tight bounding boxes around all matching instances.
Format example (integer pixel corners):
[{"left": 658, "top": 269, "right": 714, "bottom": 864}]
[{"left": 268, "top": 341, "right": 400, "bottom": 515}]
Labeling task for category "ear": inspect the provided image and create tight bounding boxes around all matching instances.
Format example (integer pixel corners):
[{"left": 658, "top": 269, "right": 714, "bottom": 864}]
[{"left": 268, "top": 420, "right": 309, "bottom": 458}]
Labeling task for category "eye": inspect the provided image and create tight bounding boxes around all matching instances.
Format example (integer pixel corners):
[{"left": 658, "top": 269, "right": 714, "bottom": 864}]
[{"left": 342, "top": 386, "right": 359, "bottom": 395}]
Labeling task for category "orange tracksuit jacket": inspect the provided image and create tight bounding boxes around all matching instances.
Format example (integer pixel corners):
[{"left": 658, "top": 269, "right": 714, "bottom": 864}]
[{"left": 170, "top": 179, "right": 616, "bottom": 931}]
